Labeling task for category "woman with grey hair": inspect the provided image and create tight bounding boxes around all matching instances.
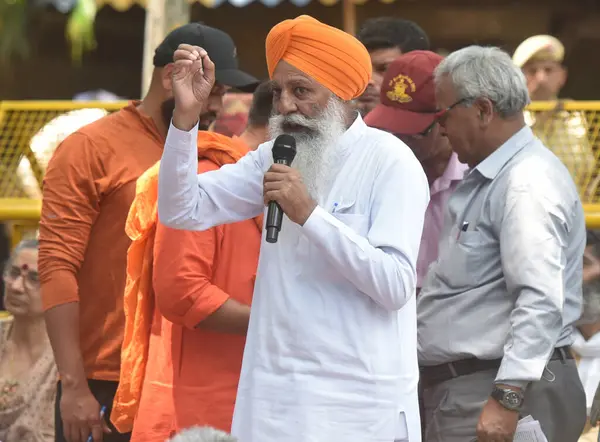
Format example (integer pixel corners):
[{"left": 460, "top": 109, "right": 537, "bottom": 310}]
[{"left": 0, "top": 239, "right": 57, "bottom": 441}]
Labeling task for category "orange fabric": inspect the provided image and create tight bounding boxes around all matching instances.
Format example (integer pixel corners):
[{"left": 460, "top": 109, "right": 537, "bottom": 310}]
[
  {"left": 111, "top": 132, "right": 262, "bottom": 434},
  {"left": 266, "top": 15, "right": 372, "bottom": 100},
  {"left": 39, "top": 102, "right": 164, "bottom": 381}
]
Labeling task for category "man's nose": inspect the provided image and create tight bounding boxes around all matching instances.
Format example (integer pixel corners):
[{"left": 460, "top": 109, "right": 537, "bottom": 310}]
[
  {"left": 277, "top": 91, "right": 298, "bottom": 115},
  {"left": 535, "top": 70, "right": 548, "bottom": 84}
]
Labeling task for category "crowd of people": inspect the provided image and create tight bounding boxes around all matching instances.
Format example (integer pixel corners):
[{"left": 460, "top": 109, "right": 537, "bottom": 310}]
[{"left": 0, "top": 11, "right": 599, "bottom": 442}]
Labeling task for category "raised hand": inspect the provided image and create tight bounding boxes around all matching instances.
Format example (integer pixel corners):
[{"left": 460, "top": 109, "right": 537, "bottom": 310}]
[{"left": 171, "top": 44, "right": 216, "bottom": 131}]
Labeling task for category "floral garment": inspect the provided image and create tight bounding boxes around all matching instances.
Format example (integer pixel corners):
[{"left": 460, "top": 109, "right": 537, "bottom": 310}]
[{"left": 0, "top": 317, "right": 57, "bottom": 442}]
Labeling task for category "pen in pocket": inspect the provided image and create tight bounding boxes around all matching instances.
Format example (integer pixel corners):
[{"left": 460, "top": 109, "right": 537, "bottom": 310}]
[{"left": 86, "top": 405, "right": 107, "bottom": 442}]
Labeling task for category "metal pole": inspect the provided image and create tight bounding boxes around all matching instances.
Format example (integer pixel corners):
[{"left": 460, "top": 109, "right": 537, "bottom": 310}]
[
  {"left": 141, "top": 0, "right": 190, "bottom": 98},
  {"left": 342, "top": 0, "right": 356, "bottom": 35}
]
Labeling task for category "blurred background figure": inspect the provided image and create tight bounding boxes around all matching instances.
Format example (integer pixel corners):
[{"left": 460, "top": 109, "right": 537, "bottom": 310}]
[
  {"left": 513, "top": 34, "right": 566, "bottom": 101},
  {"left": 0, "top": 239, "right": 57, "bottom": 442},
  {"left": 17, "top": 108, "right": 109, "bottom": 200},
  {"left": 73, "top": 90, "right": 124, "bottom": 101},
  {"left": 167, "top": 426, "right": 237, "bottom": 442},
  {"left": 573, "top": 230, "right": 600, "bottom": 442},
  {"left": 211, "top": 93, "right": 253, "bottom": 137},
  {"left": 236, "top": 80, "right": 273, "bottom": 147},
  {"left": 513, "top": 34, "right": 595, "bottom": 196},
  {"left": 355, "top": 17, "right": 430, "bottom": 117}
]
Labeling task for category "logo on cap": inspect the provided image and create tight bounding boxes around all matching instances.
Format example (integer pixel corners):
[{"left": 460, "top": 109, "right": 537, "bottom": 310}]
[{"left": 386, "top": 74, "right": 416, "bottom": 104}]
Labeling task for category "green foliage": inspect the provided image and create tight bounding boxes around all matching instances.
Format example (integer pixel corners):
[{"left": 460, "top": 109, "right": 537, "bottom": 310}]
[
  {"left": 65, "top": 0, "right": 97, "bottom": 65},
  {"left": 0, "top": 0, "right": 98, "bottom": 66},
  {"left": 0, "top": 0, "right": 30, "bottom": 63}
]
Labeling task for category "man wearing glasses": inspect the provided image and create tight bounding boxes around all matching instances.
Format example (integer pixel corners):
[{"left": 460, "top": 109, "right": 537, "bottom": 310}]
[
  {"left": 365, "top": 50, "right": 468, "bottom": 292},
  {"left": 417, "top": 46, "right": 586, "bottom": 442}
]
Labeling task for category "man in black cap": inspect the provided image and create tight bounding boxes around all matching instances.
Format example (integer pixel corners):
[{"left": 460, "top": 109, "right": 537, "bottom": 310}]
[
  {"left": 40, "top": 23, "right": 256, "bottom": 442},
  {"left": 153, "top": 22, "right": 258, "bottom": 131}
]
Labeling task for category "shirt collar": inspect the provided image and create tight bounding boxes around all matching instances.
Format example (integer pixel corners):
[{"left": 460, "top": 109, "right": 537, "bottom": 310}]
[
  {"left": 339, "top": 112, "right": 367, "bottom": 146},
  {"left": 430, "top": 152, "right": 469, "bottom": 195},
  {"left": 474, "top": 125, "right": 534, "bottom": 180}
]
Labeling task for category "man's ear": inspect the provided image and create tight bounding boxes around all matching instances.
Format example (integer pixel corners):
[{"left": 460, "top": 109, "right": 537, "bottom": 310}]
[
  {"left": 161, "top": 64, "right": 174, "bottom": 92},
  {"left": 475, "top": 97, "right": 494, "bottom": 126}
]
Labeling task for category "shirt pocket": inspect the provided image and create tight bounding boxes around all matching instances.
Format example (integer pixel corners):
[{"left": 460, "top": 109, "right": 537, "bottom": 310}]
[
  {"left": 438, "top": 229, "right": 494, "bottom": 288},
  {"left": 332, "top": 212, "right": 370, "bottom": 237}
]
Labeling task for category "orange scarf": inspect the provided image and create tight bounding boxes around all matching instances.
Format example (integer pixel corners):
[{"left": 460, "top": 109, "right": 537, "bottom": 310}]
[{"left": 110, "top": 132, "right": 262, "bottom": 433}]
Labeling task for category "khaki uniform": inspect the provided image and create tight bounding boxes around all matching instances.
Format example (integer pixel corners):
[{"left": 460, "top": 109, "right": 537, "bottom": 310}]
[{"left": 525, "top": 107, "right": 596, "bottom": 197}]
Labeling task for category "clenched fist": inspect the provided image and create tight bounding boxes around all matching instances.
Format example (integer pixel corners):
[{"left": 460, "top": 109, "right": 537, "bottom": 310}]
[
  {"left": 263, "top": 164, "right": 317, "bottom": 225},
  {"left": 171, "top": 44, "right": 216, "bottom": 131}
]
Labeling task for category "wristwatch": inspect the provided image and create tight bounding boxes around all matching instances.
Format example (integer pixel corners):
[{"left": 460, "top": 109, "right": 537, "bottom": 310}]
[{"left": 491, "top": 386, "right": 524, "bottom": 411}]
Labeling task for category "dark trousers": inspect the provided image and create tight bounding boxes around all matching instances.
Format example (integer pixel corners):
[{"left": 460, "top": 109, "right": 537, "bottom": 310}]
[
  {"left": 421, "top": 359, "right": 586, "bottom": 442},
  {"left": 55, "top": 379, "right": 131, "bottom": 442}
]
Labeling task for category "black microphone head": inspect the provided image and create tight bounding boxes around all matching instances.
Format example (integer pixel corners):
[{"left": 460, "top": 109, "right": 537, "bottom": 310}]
[{"left": 272, "top": 134, "right": 297, "bottom": 164}]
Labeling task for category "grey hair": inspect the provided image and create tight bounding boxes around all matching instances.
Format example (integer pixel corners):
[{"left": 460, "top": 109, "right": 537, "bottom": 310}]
[
  {"left": 5, "top": 239, "right": 39, "bottom": 270},
  {"left": 167, "top": 426, "right": 238, "bottom": 442},
  {"left": 434, "top": 45, "right": 530, "bottom": 117}
]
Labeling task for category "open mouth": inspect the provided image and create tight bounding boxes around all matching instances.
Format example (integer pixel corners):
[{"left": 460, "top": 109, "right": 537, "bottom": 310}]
[{"left": 282, "top": 122, "right": 311, "bottom": 133}]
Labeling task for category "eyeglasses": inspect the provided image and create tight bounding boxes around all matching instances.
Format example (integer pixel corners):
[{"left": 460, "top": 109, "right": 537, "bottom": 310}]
[
  {"left": 394, "top": 98, "right": 474, "bottom": 142},
  {"left": 434, "top": 97, "right": 474, "bottom": 125},
  {"left": 3, "top": 264, "right": 40, "bottom": 290}
]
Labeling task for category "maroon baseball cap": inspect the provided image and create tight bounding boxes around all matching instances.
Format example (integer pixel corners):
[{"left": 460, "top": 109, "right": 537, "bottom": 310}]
[{"left": 364, "top": 50, "right": 443, "bottom": 135}]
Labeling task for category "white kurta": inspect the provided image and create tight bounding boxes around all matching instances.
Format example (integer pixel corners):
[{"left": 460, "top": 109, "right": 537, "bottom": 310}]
[{"left": 158, "top": 115, "right": 430, "bottom": 442}]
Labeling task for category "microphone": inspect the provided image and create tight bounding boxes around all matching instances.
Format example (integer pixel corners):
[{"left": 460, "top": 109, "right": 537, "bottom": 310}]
[{"left": 266, "top": 134, "right": 297, "bottom": 244}]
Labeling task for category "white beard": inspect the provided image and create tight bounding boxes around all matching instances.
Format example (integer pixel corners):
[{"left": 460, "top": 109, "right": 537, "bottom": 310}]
[{"left": 268, "top": 97, "right": 348, "bottom": 204}]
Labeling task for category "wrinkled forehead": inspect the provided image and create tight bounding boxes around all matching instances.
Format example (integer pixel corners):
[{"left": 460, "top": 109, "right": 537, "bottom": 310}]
[
  {"left": 11, "top": 248, "right": 38, "bottom": 271},
  {"left": 522, "top": 59, "right": 563, "bottom": 73},
  {"left": 271, "top": 61, "right": 332, "bottom": 95}
]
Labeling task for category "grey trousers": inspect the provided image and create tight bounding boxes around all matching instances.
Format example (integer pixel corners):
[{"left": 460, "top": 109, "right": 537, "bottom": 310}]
[{"left": 422, "top": 359, "right": 587, "bottom": 442}]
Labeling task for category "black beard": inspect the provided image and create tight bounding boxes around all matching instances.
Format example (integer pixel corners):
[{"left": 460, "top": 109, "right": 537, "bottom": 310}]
[{"left": 160, "top": 98, "right": 214, "bottom": 131}]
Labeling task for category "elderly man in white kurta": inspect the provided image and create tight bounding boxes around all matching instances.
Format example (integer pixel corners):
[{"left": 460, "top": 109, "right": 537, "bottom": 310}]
[{"left": 156, "top": 15, "right": 430, "bottom": 442}]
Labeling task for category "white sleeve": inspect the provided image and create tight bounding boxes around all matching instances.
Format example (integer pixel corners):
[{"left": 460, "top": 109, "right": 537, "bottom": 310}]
[
  {"left": 158, "top": 122, "right": 267, "bottom": 231},
  {"left": 301, "top": 149, "right": 429, "bottom": 311}
]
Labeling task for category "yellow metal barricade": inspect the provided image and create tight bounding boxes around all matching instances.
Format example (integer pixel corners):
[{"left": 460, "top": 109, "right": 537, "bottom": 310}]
[
  {"left": 526, "top": 101, "right": 600, "bottom": 227},
  {"left": 0, "top": 100, "right": 127, "bottom": 246},
  {"left": 1, "top": 100, "right": 600, "bottom": 240}
]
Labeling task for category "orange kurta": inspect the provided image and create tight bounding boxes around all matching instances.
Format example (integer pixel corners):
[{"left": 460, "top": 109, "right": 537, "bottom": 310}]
[
  {"left": 112, "top": 133, "right": 261, "bottom": 439},
  {"left": 39, "top": 102, "right": 164, "bottom": 381}
]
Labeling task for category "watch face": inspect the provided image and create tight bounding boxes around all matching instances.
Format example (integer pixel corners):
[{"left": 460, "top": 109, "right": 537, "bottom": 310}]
[{"left": 505, "top": 391, "right": 522, "bottom": 407}]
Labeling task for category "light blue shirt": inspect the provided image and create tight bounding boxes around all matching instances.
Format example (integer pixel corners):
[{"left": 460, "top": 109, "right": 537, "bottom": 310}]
[{"left": 418, "top": 125, "right": 585, "bottom": 387}]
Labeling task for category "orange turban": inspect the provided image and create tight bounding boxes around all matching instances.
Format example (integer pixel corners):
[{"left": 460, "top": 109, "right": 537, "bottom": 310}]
[{"left": 265, "top": 15, "right": 372, "bottom": 101}]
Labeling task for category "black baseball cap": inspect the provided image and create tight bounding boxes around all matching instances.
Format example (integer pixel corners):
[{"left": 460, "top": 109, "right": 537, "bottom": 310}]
[{"left": 153, "top": 22, "right": 259, "bottom": 92}]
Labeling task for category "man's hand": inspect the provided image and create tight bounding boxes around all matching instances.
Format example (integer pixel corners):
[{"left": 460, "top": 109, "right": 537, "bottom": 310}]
[
  {"left": 171, "top": 44, "right": 215, "bottom": 131},
  {"left": 476, "top": 396, "right": 519, "bottom": 442},
  {"left": 60, "top": 385, "right": 111, "bottom": 442},
  {"left": 263, "top": 164, "right": 317, "bottom": 225}
]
